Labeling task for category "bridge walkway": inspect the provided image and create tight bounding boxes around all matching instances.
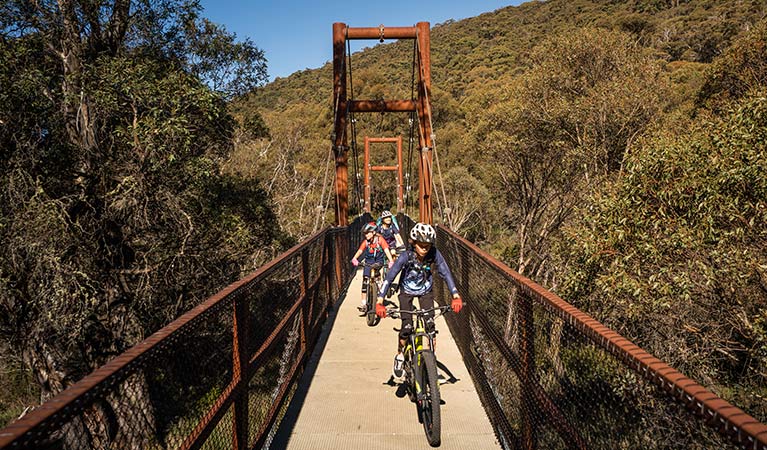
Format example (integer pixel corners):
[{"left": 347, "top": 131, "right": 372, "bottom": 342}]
[{"left": 272, "top": 268, "right": 500, "bottom": 449}]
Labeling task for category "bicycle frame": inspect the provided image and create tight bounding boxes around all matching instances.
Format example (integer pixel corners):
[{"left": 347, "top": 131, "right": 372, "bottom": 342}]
[
  {"left": 387, "top": 304, "right": 450, "bottom": 446},
  {"left": 359, "top": 260, "right": 386, "bottom": 326},
  {"left": 360, "top": 259, "right": 387, "bottom": 288},
  {"left": 389, "top": 305, "right": 450, "bottom": 393},
  {"left": 360, "top": 260, "right": 386, "bottom": 288}
]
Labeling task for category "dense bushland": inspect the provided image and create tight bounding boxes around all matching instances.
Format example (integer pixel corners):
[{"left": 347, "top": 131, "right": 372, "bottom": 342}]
[
  {"left": 236, "top": 0, "right": 767, "bottom": 423},
  {"left": 0, "top": 0, "right": 289, "bottom": 427},
  {"left": 2, "top": 0, "right": 766, "bottom": 434}
]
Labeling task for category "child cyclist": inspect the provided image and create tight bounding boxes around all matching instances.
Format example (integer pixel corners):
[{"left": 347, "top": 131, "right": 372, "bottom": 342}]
[
  {"left": 377, "top": 210, "right": 405, "bottom": 256},
  {"left": 351, "top": 222, "right": 395, "bottom": 313},
  {"left": 375, "top": 222, "right": 463, "bottom": 378}
]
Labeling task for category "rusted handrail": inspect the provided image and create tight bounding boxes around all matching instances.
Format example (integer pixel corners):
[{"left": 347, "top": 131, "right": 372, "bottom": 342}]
[
  {"left": 439, "top": 226, "right": 767, "bottom": 450},
  {"left": 0, "top": 225, "right": 354, "bottom": 449}
]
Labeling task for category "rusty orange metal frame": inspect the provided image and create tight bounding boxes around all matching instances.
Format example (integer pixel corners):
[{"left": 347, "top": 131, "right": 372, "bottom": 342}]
[
  {"left": 332, "top": 22, "right": 434, "bottom": 226},
  {"left": 363, "top": 136, "right": 404, "bottom": 213}
]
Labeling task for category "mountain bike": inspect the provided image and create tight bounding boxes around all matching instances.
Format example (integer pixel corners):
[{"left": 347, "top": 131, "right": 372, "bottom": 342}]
[
  {"left": 386, "top": 304, "right": 452, "bottom": 447},
  {"left": 359, "top": 260, "right": 386, "bottom": 326}
]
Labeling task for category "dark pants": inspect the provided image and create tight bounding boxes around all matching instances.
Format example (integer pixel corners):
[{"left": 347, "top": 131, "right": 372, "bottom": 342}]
[
  {"left": 397, "top": 290, "right": 434, "bottom": 340},
  {"left": 361, "top": 263, "right": 383, "bottom": 294}
]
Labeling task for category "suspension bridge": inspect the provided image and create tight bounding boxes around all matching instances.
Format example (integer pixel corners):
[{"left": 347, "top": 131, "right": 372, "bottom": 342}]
[{"left": 1, "top": 22, "right": 767, "bottom": 450}]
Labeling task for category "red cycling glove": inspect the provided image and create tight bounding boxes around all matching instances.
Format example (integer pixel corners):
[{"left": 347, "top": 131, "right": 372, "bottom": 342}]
[
  {"left": 375, "top": 303, "right": 387, "bottom": 318},
  {"left": 451, "top": 297, "right": 463, "bottom": 314}
]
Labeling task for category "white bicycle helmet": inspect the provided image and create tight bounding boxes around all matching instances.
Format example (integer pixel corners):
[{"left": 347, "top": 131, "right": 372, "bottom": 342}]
[
  {"left": 380, "top": 210, "right": 393, "bottom": 219},
  {"left": 409, "top": 222, "right": 436, "bottom": 244}
]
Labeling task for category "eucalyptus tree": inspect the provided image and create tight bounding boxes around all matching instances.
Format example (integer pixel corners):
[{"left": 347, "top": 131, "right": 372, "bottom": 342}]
[
  {"left": 473, "top": 28, "right": 668, "bottom": 283},
  {"left": 0, "top": 0, "right": 279, "bottom": 440}
]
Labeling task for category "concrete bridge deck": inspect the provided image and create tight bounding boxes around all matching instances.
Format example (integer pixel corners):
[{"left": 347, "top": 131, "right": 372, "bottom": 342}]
[{"left": 272, "top": 269, "right": 500, "bottom": 449}]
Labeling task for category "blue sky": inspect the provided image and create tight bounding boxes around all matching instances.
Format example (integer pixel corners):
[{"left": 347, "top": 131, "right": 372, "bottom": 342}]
[{"left": 198, "top": 0, "right": 525, "bottom": 81}]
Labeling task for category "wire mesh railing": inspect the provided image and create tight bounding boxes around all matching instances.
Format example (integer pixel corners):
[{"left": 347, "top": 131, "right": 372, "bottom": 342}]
[
  {"left": 0, "top": 222, "right": 362, "bottom": 450},
  {"left": 4, "top": 214, "right": 766, "bottom": 450},
  {"left": 435, "top": 225, "right": 767, "bottom": 450}
]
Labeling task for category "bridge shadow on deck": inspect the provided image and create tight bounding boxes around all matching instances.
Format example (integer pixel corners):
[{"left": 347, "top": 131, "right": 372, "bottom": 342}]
[{"left": 269, "top": 278, "right": 348, "bottom": 449}]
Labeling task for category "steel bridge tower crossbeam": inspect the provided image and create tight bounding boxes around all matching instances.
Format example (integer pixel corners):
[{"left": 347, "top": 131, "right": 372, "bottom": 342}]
[{"left": 331, "top": 22, "right": 435, "bottom": 226}]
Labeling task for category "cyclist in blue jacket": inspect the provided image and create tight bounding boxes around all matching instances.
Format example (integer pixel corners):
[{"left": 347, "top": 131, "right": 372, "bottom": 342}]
[
  {"left": 376, "top": 210, "right": 405, "bottom": 256},
  {"left": 375, "top": 222, "right": 463, "bottom": 378}
]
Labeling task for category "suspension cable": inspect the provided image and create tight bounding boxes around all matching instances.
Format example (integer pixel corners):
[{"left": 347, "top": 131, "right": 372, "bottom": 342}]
[
  {"left": 314, "top": 145, "right": 335, "bottom": 232},
  {"left": 324, "top": 90, "right": 343, "bottom": 231},
  {"left": 415, "top": 29, "right": 451, "bottom": 226},
  {"left": 347, "top": 36, "right": 364, "bottom": 215},
  {"left": 405, "top": 112, "right": 416, "bottom": 217},
  {"left": 404, "top": 38, "right": 418, "bottom": 218}
]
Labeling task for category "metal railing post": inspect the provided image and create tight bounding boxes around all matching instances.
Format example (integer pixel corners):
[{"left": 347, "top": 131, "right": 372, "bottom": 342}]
[
  {"left": 232, "top": 295, "right": 250, "bottom": 449},
  {"left": 519, "top": 293, "right": 537, "bottom": 450},
  {"left": 300, "top": 247, "right": 310, "bottom": 349}
]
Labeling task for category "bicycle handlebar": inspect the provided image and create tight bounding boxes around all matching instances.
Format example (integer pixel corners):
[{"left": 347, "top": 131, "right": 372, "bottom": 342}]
[
  {"left": 385, "top": 304, "right": 452, "bottom": 320},
  {"left": 358, "top": 260, "right": 384, "bottom": 270}
]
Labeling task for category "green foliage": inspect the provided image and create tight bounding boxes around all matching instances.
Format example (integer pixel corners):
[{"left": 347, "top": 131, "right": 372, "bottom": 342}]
[
  {"left": 242, "top": 112, "right": 271, "bottom": 139},
  {"left": 0, "top": 0, "right": 285, "bottom": 428},
  {"left": 439, "top": 166, "right": 491, "bottom": 240},
  {"left": 226, "top": 100, "right": 334, "bottom": 237},
  {"left": 560, "top": 92, "right": 767, "bottom": 419},
  {"left": 466, "top": 27, "right": 668, "bottom": 278},
  {"left": 0, "top": 355, "right": 39, "bottom": 427},
  {"left": 697, "top": 20, "right": 767, "bottom": 112},
  {"left": 183, "top": 18, "right": 269, "bottom": 100}
]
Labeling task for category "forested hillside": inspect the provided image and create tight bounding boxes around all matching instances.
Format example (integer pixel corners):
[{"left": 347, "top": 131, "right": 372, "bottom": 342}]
[
  {"left": 232, "top": 0, "right": 767, "bottom": 422},
  {"left": 2, "top": 0, "right": 766, "bottom": 433}
]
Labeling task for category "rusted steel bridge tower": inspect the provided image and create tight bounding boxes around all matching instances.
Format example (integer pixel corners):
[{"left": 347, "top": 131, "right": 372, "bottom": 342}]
[
  {"left": 331, "top": 22, "right": 434, "bottom": 225},
  {"left": 363, "top": 136, "right": 404, "bottom": 213}
]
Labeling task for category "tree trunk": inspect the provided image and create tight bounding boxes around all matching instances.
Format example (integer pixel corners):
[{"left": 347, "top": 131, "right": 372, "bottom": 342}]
[{"left": 57, "top": 0, "right": 98, "bottom": 164}]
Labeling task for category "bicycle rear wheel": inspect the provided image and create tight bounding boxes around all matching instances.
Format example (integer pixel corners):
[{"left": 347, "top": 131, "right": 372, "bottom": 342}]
[{"left": 419, "top": 350, "right": 441, "bottom": 447}]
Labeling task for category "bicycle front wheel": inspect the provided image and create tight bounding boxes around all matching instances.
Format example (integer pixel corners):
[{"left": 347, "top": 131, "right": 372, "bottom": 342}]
[
  {"left": 366, "top": 282, "right": 379, "bottom": 326},
  {"left": 419, "top": 350, "right": 441, "bottom": 447}
]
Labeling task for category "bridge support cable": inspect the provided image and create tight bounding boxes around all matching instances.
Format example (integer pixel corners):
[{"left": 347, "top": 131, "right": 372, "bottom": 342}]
[
  {"left": 312, "top": 143, "right": 335, "bottom": 232},
  {"left": 414, "top": 28, "right": 452, "bottom": 228},
  {"left": 404, "top": 112, "right": 416, "bottom": 217},
  {"left": 403, "top": 39, "right": 418, "bottom": 218},
  {"left": 345, "top": 38, "right": 365, "bottom": 216}
]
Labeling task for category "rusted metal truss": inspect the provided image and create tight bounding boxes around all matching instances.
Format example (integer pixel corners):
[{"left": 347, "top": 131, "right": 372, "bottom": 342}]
[
  {"left": 363, "top": 136, "right": 404, "bottom": 213},
  {"left": 332, "top": 22, "right": 434, "bottom": 226}
]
